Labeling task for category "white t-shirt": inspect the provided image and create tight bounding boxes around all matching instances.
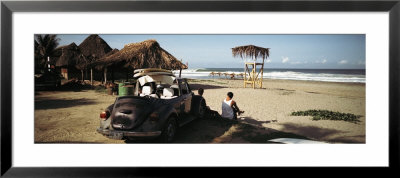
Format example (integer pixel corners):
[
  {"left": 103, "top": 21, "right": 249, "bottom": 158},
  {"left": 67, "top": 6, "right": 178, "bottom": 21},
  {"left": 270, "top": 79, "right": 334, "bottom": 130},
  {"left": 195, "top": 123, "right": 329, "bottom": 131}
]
[{"left": 221, "top": 99, "right": 234, "bottom": 119}]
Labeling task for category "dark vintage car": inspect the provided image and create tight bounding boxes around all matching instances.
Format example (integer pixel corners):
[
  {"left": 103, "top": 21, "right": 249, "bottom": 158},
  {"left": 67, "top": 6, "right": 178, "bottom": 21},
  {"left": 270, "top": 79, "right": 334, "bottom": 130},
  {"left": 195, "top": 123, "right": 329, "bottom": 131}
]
[{"left": 96, "top": 69, "right": 207, "bottom": 142}]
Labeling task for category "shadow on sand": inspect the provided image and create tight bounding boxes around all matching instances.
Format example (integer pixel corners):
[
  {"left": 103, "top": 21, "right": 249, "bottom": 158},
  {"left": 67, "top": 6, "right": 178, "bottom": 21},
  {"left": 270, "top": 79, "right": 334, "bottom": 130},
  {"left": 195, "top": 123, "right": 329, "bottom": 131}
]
[
  {"left": 35, "top": 97, "right": 98, "bottom": 110},
  {"left": 125, "top": 110, "right": 309, "bottom": 144},
  {"left": 189, "top": 83, "right": 227, "bottom": 90},
  {"left": 279, "top": 123, "right": 365, "bottom": 143}
]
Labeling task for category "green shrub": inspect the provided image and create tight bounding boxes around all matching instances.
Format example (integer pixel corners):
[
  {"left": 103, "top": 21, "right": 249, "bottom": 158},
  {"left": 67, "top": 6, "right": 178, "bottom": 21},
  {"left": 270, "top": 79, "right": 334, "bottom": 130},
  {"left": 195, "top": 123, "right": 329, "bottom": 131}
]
[{"left": 94, "top": 86, "right": 107, "bottom": 94}]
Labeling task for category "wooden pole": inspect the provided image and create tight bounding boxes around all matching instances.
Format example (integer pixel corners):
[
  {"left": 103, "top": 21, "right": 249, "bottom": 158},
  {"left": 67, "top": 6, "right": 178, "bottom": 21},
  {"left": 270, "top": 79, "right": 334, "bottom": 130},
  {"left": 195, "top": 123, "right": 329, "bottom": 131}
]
[
  {"left": 244, "top": 63, "right": 246, "bottom": 88},
  {"left": 111, "top": 68, "right": 115, "bottom": 83},
  {"left": 90, "top": 68, "right": 93, "bottom": 86},
  {"left": 252, "top": 62, "right": 255, "bottom": 89},
  {"left": 261, "top": 63, "right": 264, "bottom": 88},
  {"left": 104, "top": 68, "right": 107, "bottom": 84}
]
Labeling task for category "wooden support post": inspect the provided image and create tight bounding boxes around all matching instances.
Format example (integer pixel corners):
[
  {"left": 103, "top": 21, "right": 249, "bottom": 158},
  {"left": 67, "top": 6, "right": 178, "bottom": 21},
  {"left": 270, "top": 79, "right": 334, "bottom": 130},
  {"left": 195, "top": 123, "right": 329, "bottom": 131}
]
[
  {"left": 244, "top": 63, "right": 246, "bottom": 88},
  {"left": 90, "top": 68, "right": 93, "bottom": 86},
  {"left": 111, "top": 68, "right": 115, "bottom": 83},
  {"left": 104, "top": 68, "right": 107, "bottom": 84},
  {"left": 261, "top": 63, "right": 264, "bottom": 88},
  {"left": 252, "top": 62, "right": 255, "bottom": 89}
]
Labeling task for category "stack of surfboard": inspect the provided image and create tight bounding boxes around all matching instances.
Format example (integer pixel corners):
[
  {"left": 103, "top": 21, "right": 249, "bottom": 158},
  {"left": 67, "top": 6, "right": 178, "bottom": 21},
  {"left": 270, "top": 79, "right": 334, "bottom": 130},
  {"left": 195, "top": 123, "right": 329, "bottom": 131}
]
[{"left": 133, "top": 68, "right": 174, "bottom": 78}]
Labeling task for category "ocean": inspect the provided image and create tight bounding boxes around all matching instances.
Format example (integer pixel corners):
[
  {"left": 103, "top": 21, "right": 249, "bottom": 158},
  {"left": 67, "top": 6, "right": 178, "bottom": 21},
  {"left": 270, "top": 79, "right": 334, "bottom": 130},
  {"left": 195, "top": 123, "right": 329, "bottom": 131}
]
[{"left": 173, "top": 68, "right": 366, "bottom": 83}]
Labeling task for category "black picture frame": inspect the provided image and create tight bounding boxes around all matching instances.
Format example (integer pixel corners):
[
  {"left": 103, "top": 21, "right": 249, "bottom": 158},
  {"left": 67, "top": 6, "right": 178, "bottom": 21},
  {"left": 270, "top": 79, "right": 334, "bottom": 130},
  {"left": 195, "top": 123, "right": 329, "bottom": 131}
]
[{"left": 1, "top": 0, "right": 399, "bottom": 177}]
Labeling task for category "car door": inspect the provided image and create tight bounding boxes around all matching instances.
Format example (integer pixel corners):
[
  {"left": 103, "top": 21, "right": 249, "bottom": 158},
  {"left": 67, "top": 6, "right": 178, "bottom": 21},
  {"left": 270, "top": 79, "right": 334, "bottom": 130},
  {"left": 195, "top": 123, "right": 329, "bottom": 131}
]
[
  {"left": 181, "top": 80, "right": 192, "bottom": 114},
  {"left": 176, "top": 79, "right": 193, "bottom": 127}
]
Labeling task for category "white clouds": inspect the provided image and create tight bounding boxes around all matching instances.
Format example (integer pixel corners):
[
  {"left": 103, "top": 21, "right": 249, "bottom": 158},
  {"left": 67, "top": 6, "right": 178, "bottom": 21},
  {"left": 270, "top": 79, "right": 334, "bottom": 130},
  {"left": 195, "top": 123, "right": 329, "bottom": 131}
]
[
  {"left": 338, "top": 60, "right": 348, "bottom": 64},
  {"left": 290, "top": 61, "right": 308, "bottom": 65},
  {"left": 315, "top": 59, "right": 327, "bottom": 64},
  {"left": 282, "top": 56, "right": 289, "bottom": 63},
  {"left": 265, "top": 59, "right": 272, "bottom": 63},
  {"left": 358, "top": 60, "right": 365, "bottom": 65}
]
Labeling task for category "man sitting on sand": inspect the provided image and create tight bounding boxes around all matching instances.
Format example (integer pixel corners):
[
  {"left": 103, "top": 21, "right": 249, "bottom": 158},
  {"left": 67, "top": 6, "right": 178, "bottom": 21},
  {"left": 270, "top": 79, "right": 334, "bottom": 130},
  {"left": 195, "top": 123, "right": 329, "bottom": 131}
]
[
  {"left": 221, "top": 92, "right": 244, "bottom": 120},
  {"left": 198, "top": 88, "right": 204, "bottom": 96}
]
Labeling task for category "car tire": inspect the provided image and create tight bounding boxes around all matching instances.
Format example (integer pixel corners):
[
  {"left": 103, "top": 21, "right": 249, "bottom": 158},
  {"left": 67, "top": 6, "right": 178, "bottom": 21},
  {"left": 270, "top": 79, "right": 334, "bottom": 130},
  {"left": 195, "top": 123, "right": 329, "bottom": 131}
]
[
  {"left": 197, "top": 99, "right": 206, "bottom": 119},
  {"left": 160, "top": 117, "right": 177, "bottom": 143},
  {"left": 191, "top": 96, "right": 207, "bottom": 119}
]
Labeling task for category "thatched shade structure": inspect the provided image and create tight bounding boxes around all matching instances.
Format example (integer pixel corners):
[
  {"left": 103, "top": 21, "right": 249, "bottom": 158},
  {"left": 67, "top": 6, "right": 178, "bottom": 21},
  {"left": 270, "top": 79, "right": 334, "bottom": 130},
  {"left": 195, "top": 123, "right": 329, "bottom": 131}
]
[
  {"left": 92, "top": 48, "right": 119, "bottom": 70},
  {"left": 55, "top": 42, "right": 86, "bottom": 69},
  {"left": 78, "top": 34, "right": 113, "bottom": 84},
  {"left": 54, "top": 42, "right": 87, "bottom": 80},
  {"left": 232, "top": 45, "right": 270, "bottom": 62},
  {"left": 89, "top": 48, "right": 120, "bottom": 84},
  {"left": 100, "top": 39, "right": 187, "bottom": 70},
  {"left": 79, "top": 34, "right": 112, "bottom": 61},
  {"left": 232, "top": 45, "right": 270, "bottom": 89}
]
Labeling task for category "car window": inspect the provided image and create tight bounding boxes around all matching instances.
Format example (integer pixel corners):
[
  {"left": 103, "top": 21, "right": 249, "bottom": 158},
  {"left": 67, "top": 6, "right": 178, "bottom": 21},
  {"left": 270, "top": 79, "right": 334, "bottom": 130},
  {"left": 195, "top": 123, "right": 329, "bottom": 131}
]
[{"left": 185, "top": 82, "right": 191, "bottom": 93}]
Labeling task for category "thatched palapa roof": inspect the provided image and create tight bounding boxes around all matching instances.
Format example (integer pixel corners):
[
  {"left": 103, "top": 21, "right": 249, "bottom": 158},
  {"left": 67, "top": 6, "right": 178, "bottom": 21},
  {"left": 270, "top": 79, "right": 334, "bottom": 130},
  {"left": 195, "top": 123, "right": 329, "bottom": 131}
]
[
  {"left": 79, "top": 34, "right": 112, "bottom": 60},
  {"left": 232, "top": 45, "right": 270, "bottom": 62},
  {"left": 91, "top": 48, "right": 119, "bottom": 70},
  {"left": 54, "top": 42, "right": 87, "bottom": 70},
  {"left": 99, "top": 39, "right": 187, "bottom": 70}
]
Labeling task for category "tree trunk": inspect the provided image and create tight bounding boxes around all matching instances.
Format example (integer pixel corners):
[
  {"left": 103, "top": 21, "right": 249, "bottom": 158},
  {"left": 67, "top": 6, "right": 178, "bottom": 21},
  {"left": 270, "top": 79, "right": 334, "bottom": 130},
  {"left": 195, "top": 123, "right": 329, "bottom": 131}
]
[{"left": 81, "top": 70, "right": 84, "bottom": 82}]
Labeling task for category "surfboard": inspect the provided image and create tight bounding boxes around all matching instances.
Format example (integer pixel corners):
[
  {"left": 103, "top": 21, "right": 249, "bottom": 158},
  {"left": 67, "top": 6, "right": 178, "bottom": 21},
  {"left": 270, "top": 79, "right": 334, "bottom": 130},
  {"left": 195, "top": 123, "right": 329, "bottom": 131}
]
[
  {"left": 134, "top": 68, "right": 172, "bottom": 74},
  {"left": 268, "top": 138, "right": 328, "bottom": 144},
  {"left": 133, "top": 71, "right": 174, "bottom": 78}
]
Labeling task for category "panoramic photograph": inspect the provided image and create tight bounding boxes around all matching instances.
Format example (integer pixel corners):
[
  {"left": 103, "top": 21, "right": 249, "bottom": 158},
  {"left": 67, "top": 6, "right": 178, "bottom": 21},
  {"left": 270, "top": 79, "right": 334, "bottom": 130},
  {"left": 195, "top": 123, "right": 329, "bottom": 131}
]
[{"left": 34, "top": 34, "right": 365, "bottom": 144}]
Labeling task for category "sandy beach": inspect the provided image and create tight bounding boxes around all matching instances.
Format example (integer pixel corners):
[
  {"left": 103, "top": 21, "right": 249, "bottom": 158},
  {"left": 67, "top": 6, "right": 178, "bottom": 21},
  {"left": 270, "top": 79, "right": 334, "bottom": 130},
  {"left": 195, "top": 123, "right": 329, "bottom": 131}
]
[
  {"left": 35, "top": 78, "right": 365, "bottom": 143},
  {"left": 190, "top": 79, "right": 365, "bottom": 143}
]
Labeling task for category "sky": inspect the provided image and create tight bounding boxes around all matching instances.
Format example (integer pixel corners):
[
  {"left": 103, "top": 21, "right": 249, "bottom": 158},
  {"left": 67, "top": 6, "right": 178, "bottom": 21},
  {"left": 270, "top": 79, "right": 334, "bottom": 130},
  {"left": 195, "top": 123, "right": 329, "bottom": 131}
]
[{"left": 57, "top": 34, "right": 365, "bottom": 69}]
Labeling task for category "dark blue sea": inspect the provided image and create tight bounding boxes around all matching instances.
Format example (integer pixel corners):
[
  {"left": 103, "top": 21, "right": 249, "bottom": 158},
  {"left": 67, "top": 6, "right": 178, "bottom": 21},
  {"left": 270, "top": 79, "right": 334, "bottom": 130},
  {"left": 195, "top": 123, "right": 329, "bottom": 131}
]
[{"left": 173, "top": 68, "right": 366, "bottom": 83}]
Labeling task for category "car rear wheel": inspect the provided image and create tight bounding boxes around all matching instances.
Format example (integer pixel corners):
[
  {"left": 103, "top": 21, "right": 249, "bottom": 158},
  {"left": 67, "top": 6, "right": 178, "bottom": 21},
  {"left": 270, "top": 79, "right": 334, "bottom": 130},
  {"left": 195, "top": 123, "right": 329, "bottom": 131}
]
[
  {"left": 192, "top": 96, "right": 207, "bottom": 119},
  {"left": 197, "top": 99, "right": 206, "bottom": 119},
  {"left": 160, "top": 117, "right": 177, "bottom": 143}
]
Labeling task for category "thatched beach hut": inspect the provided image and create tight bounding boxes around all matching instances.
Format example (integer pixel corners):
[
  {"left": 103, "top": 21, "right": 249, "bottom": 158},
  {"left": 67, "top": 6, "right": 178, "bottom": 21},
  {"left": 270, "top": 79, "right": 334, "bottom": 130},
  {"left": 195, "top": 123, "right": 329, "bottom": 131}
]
[
  {"left": 79, "top": 34, "right": 112, "bottom": 60},
  {"left": 91, "top": 48, "right": 119, "bottom": 83},
  {"left": 92, "top": 48, "right": 119, "bottom": 70},
  {"left": 54, "top": 42, "right": 87, "bottom": 80},
  {"left": 99, "top": 39, "right": 187, "bottom": 82},
  {"left": 78, "top": 34, "right": 113, "bottom": 84}
]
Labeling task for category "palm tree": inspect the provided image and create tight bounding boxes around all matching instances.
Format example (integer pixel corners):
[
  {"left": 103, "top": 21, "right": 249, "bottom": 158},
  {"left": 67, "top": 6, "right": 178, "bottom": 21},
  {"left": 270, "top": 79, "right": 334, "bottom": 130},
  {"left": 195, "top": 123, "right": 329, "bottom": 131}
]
[{"left": 34, "top": 34, "right": 60, "bottom": 72}]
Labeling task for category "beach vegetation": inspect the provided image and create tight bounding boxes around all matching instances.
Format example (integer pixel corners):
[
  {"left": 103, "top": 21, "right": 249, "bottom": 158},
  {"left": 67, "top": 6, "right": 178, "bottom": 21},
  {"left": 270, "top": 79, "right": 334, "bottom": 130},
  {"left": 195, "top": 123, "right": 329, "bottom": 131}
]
[
  {"left": 291, "top": 109, "right": 361, "bottom": 123},
  {"left": 94, "top": 85, "right": 107, "bottom": 94}
]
